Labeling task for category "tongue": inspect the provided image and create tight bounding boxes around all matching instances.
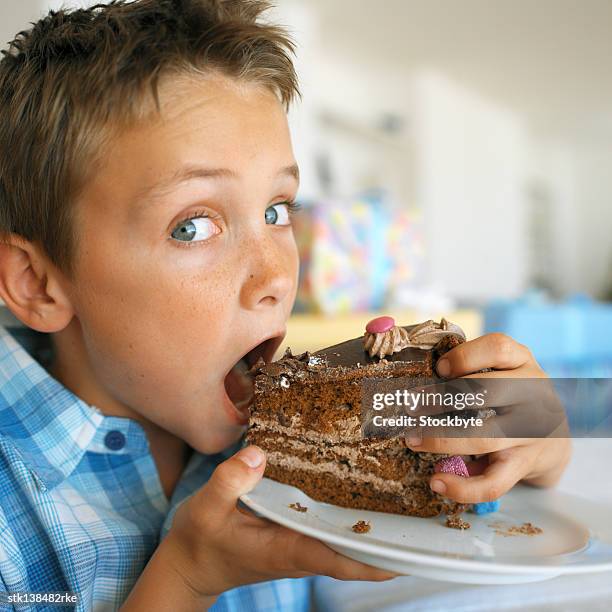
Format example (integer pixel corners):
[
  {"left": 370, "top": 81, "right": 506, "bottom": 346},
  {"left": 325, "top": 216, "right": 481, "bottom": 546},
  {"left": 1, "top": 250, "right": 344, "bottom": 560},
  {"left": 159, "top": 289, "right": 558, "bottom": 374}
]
[{"left": 224, "top": 359, "right": 254, "bottom": 418}]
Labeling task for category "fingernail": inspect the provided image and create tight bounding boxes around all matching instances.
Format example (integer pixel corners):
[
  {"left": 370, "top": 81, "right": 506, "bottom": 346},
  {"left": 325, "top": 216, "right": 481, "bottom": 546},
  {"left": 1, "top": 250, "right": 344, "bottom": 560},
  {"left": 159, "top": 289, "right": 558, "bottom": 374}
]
[
  {"left": 407, "top": 435, "right": 422, "bottom": 446},
  {"left": 431, "top": 479, "right": 446, "bottom": 494},
  {"left": 238, "top": 446, "right": 264, "bottom": 468},
  {"left": 437, "top": 358, "right": 450, "bottom": 377}
]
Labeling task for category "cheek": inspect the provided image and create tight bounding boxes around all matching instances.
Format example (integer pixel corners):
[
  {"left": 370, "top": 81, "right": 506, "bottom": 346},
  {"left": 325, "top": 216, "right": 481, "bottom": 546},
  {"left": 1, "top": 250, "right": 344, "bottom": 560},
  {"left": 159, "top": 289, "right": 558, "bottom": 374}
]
[
  {"left": 286, "top": 230, "right": 300, "bottom": 298},
  {"left": 73, "top": 235, "right": 234, "bottom": 395},
  {"left": 77, "top": 213, "right": 230, "bottom": 322}
]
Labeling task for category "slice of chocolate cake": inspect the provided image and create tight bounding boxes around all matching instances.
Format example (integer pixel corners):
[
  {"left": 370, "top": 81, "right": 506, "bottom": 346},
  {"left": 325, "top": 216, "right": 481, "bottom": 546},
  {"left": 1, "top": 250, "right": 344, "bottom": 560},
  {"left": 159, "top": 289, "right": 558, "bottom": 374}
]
[{"left": 246, "top": 317, "right": 473, "bottom": 518}]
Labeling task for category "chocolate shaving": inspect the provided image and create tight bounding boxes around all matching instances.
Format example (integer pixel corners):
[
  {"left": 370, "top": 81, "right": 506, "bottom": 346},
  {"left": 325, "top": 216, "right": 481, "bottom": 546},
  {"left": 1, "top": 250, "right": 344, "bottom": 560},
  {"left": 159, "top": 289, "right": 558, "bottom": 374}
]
[
  {"left": 351, "top": 520, "right": 371, "bottom": 533},
  {"left": 260, "top": 363, "right": 289, "bottom": 377},
  {"left": 445, "top": 514, "right": 471, "bottom": 530},
  {"left": 247, "top": 348, "right": 314, "bottom": 378},
  {"left": 288, "top": 502, "right": 308, "bottom": 513}
]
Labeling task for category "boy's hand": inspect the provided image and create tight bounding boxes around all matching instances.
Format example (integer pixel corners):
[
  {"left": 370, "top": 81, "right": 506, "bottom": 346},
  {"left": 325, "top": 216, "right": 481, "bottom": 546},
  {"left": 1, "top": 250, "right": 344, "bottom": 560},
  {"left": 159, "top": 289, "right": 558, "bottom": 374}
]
[
  {"left": 407, "top": 333, "right": 572, "bottom": 503},
  {"left": 164, "top": 445, "right": 396, "bottom": 601}
]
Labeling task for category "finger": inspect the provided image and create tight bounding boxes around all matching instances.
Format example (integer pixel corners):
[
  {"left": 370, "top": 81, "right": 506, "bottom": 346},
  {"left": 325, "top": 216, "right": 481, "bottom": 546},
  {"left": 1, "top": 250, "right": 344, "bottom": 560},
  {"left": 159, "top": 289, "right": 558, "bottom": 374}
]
[
  {"left": 196, "top": 445, "right": 266, "bottom": 518},
  {"left": 406, "top": 414, "right": 530, "bottom": 453},
  {"left": 318, "top": 546, "right": 399, "bottom": 582},
  {"left": 269, "top": 526, "right": 398, "bottom": 581},
  {"left": 408, "top": 399, "right": 565, "bottom": 443},
  {"left": 408, "top": 436, "right": 523, "bottom": 455},
  {"left": 406, "top": 410, "right": 503, "bottom": 442},
  {"left": 235, "top": 502, "right": 270, "bottom": 524},
  {"left": 429, "top": 447, "right": 534, "bottom": 503},
  {"left": 236, "top": 503, "right": 257, "bottom": 518},
  {"left": 436, "top": 333, "right": 532, "bottom": 378},
  {"left": 408, "top": 376, "right": 542, "bottom": 415},
  {"left": 281, "top": 532, "right": 398, "bottom": 581},
  {"left": 465, "top": 455, "right": 489, "bottom": 476}
]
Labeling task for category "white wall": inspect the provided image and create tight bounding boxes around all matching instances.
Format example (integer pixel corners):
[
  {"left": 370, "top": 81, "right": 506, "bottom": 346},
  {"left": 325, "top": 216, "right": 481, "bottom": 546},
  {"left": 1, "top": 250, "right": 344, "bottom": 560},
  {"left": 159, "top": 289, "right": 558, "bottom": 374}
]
[
  {"left": 526, "top": 140, "right": 579, "bottom": 296},
  {"left": 283, "top": 1, "right": 612, "bottom": 301},
  {"left": 411, "top": 72, "right": 528, "bottom": 301},
  {"left": 292, "top": 0, "right": 612, "bottom": 300},
  {"left": 268, "top": 1, "right": 321, "bottom": 203},
  {"left": 300, "top": 53, "right": 416, "bottom": 206},
  {"left": 573, "top": 143, "right": 612, "bottom": 297},
  {"left": 526, "top": 139, "right": 612, "bottom": 299},
  {"left": 291, "top": 50, "right": 531, "bottom": 302}
]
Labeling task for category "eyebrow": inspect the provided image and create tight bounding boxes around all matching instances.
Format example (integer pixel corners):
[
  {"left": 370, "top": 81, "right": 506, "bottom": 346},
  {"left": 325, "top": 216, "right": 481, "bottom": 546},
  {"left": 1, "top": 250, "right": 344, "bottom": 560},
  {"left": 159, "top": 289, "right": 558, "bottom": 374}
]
[{"left": 133, "top": 163, "right": 300, "bottom": 208}]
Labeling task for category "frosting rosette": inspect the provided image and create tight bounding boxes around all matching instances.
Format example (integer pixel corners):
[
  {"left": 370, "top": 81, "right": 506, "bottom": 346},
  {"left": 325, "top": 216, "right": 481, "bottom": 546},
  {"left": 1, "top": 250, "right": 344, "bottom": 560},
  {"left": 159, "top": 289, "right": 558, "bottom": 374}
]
[{"left": 363, "top": 317, "right": 466, "bottom": 359}]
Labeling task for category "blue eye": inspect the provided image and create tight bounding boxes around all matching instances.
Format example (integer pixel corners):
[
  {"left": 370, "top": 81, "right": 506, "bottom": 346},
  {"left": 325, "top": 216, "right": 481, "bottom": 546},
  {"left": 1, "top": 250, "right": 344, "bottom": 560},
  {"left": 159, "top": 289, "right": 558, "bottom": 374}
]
[
  {"left": 171, "top": 213, "right": 220, "bottom": 244},
  {"left": 265, "top": 203, "right": 291, "bottom": 226}
]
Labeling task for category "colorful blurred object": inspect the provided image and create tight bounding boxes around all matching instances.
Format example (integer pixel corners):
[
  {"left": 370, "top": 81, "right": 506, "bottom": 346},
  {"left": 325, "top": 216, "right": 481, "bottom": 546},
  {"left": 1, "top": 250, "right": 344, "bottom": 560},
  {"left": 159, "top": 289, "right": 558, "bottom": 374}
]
[{"left": 292, "top": 192, "right": 424, "bottom": 315}]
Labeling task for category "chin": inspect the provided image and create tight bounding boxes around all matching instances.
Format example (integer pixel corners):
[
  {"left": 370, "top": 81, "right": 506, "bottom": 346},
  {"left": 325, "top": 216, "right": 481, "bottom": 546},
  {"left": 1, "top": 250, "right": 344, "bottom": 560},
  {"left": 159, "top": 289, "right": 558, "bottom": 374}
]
[{"left": 187, "top": 423, "right": 246, "bottom": 456}]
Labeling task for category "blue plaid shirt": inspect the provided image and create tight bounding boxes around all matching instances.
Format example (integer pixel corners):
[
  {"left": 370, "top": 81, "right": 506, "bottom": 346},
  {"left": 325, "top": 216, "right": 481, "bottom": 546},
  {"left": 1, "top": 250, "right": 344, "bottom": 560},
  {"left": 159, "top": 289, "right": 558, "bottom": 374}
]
[{"left": 0, "top": 320, "right": 311, "bottom": 611}]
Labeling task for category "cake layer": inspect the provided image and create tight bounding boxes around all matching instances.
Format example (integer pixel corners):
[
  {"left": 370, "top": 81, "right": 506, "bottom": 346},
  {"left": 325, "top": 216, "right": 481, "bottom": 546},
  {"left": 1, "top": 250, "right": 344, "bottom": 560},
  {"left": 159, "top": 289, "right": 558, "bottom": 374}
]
[
  {"left": 264, "top": 463, "right": 457, "bottom": 517},
  {"left": 247, "top": 425, "right": 464, "bottom": 517},
  {"left": 251, "top": 371, "right": 437, "bottom": 443},
  {"left": 247, "top": 425, "right": 438, "bottom": 480}
]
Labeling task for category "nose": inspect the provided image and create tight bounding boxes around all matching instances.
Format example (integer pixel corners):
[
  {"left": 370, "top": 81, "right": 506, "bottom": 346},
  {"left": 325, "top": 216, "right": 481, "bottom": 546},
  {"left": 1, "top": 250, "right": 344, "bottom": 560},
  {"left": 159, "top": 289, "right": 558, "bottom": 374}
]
[{"left": 239, "top": 234, "right": 297, "bottom": 311}]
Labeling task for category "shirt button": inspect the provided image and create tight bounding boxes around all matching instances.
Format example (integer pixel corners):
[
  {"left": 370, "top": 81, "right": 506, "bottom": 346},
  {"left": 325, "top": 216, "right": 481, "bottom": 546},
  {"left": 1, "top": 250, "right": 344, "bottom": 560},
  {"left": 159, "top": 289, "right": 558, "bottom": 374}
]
[{"left": 104, "top": 430, "right": 126, "bottom": 451}]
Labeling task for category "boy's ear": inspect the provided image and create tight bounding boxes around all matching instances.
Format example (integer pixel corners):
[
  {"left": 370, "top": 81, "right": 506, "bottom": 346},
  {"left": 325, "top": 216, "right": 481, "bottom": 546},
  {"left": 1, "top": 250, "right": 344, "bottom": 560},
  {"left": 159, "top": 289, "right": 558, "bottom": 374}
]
[{"left": 0, "top": 234, "right": 75, "bottom": 333}]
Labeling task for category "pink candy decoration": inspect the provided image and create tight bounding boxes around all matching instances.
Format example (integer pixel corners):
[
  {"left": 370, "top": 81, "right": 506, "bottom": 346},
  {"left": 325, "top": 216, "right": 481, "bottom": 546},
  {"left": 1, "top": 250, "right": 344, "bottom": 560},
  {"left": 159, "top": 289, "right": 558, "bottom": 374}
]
[
  {"left": 365, "top": 316, "right": 395, "bottom": 334},
  {"left": 434, "top": 455, "right": 469, "bottom": 478}
]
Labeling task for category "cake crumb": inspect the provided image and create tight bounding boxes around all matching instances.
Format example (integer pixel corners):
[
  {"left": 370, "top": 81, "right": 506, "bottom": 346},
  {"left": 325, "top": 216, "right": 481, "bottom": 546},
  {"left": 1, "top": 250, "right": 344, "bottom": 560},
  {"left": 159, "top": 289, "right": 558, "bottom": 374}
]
[
  {"left": 288, "top": 502, "right": 308, "bottom": 513},
  {"left": 489, "top": 521, "right": 543, "bottom": 537},
  {"left": 445, "top": 514, "right": 471, "bottom": 530},
  {"left": 352, "top": 520, "right": 371, "bottom": 534}
]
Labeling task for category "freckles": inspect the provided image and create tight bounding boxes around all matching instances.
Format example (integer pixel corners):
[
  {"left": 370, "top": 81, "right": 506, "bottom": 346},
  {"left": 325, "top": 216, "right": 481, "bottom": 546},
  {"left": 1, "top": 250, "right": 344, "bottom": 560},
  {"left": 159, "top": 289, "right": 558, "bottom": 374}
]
[{"left": 170, "top": 273, "right": 232, "bottom": 317}]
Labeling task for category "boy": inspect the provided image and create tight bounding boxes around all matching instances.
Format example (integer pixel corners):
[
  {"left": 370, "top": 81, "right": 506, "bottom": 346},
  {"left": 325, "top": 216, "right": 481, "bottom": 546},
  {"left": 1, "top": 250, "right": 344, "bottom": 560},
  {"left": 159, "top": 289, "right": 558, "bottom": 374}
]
[{"left": 0, "top": 1, "right": 571, "bottom": 610}]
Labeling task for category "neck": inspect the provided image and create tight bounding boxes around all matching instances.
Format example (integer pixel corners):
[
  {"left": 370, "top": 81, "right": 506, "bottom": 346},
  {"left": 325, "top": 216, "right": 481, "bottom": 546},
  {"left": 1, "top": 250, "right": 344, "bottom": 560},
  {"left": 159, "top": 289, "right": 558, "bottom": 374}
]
[{"left": 47, "top": 318, "right": 190, "bottom": 499}]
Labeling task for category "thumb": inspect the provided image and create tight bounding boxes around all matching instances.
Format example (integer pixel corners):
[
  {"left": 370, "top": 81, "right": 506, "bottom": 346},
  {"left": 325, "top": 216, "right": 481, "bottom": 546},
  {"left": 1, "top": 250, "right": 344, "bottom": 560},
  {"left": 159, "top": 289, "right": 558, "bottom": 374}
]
[{"left": 197, "top": 445, "right": 266, "bottom": 517}]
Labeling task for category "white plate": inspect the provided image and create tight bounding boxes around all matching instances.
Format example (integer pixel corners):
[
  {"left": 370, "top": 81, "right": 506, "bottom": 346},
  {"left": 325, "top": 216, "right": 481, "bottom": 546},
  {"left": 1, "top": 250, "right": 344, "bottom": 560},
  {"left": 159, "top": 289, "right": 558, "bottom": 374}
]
[{"left": 240, "top": 479, "right": 612, "bottom": 584}]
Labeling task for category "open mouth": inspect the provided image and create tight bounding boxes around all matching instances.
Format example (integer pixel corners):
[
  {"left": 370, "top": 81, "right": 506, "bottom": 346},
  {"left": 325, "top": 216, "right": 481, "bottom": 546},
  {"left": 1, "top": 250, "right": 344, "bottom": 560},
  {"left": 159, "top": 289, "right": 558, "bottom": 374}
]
[{"left": 223, "top": 334, "right": 284, "bottom": 424}]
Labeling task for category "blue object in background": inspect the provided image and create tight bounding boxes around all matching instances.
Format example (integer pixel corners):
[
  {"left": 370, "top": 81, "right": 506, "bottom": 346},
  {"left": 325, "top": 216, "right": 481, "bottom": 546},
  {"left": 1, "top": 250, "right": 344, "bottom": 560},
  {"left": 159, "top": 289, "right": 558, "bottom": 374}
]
[
  {"left": 471, "top": 500, "right": 501, "bottom": 514},
  {"left": 484, "top": 293, "right": 612, "bottom": 378},
  {"left": 360, "top": 189, "right": 394, "bottom": 310}
]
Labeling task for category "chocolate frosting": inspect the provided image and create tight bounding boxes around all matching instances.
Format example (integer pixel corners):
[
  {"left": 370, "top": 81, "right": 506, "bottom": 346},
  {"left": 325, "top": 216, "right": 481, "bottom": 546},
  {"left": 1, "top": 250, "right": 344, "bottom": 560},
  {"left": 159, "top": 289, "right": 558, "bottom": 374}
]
[
  {"left": 249, "top": 319, "right": 468, "bottom": 385},
  {"left": 363, "top": 318, "right": 466, "bottom": 359},
  {"left": 315, "top": 325, "right": 428, "bottom": 367}
]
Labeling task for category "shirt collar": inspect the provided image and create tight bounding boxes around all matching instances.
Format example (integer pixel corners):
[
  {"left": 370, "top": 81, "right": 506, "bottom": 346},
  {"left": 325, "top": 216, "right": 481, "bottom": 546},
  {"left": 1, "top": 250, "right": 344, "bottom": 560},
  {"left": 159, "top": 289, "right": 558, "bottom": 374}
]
[{"left": 0, "top": 321, "right": 149, "bottom": 491}]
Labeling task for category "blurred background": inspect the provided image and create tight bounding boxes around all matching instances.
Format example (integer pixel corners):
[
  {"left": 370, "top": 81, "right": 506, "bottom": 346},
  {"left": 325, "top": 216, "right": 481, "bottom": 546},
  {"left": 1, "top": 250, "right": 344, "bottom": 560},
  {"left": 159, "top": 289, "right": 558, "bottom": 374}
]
[{"left": 1, "top": 0, "right": 612, "bottom": 376}]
